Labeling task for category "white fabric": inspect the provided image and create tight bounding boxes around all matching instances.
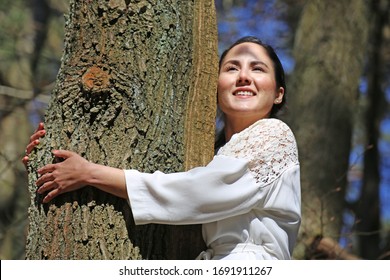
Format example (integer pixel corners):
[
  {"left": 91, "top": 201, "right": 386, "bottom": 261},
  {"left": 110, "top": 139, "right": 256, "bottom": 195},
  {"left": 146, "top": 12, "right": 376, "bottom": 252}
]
[{"left": 124, "top": 118, "right": 301, "bottom": 260}]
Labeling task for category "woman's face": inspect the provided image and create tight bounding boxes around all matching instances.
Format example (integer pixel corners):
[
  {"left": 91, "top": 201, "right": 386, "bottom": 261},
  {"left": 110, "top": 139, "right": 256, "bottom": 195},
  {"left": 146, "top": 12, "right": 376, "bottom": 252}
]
[{"left": 217, "top": 42, "right": 284, "bottom": 122}]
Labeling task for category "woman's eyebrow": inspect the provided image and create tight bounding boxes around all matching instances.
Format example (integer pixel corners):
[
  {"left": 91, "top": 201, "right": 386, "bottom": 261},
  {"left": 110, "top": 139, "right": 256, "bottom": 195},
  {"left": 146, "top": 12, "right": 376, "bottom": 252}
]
[
  {"left": 223, "top": 59, "right": 240, "bottom": 66},
  {"left": 251, "top": 60, "right": 269, "bottom": 68}
]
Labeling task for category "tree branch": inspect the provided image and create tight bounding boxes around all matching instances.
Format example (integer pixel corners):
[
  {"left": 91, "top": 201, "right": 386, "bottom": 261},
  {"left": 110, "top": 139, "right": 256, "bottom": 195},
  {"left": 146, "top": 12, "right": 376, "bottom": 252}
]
[
  {"left": 307, "top": 236, "right": 361, "bottom": 260},
  {"left": 0, "top": 84, "right": 51, "bottom": 103}
]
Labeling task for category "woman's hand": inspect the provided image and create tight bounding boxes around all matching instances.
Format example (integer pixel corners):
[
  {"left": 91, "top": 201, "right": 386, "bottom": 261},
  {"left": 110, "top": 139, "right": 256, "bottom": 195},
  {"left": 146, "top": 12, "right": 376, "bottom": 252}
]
[
  {"left": 22, "top": 122, "right": 46, "bottom": 168},
  {"left": 36, "top": 150, "right": 92, "bottom": 203}
]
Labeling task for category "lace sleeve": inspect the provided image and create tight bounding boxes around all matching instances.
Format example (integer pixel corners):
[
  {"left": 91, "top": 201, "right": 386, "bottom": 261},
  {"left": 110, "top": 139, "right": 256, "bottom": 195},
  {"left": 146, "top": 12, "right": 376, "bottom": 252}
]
[{"left": 217, "top": 118, "right": 299, "bottom": 185}]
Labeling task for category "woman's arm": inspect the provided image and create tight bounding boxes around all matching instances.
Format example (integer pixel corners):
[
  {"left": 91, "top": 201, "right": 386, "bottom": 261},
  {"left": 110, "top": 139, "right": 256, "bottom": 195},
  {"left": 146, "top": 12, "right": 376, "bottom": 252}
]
[
  {"left": 36, "top": 150, "right": 127, "bottom": 203},
  {"left": 125, "top": 155, "right": 264, "bottom": 225}
]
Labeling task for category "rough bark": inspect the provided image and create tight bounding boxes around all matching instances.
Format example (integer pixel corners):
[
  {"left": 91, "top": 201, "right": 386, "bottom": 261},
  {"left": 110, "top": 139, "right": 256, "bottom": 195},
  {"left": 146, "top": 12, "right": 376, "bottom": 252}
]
[
  {"left": 284, "top": 0, "right": 370, "bottom": 258},
  {"left": 26, "top": 0, "right": 218, "bottom": 260}
]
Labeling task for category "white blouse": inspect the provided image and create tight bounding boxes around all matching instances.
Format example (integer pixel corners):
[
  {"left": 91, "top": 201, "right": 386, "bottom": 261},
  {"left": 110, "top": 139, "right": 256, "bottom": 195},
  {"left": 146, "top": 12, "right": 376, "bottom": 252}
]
[{"left": 124, "top": 118, "right": 301, "bottom": 260}]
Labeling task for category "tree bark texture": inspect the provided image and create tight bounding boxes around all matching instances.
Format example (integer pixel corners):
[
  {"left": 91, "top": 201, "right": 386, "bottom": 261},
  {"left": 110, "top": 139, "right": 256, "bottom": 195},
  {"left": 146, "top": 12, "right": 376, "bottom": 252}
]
[
  {"left": 284, "top": 0, "right": 369, "bottom": 258},
  {"left": 26, "top": 0, "right": 218, "bottom": 260}
]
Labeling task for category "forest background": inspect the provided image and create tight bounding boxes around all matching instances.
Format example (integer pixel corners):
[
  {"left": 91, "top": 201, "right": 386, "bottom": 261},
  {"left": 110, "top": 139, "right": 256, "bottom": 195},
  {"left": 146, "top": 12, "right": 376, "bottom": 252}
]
[{"left": 0, "top": 0, "right": 389, "bottom": 260}]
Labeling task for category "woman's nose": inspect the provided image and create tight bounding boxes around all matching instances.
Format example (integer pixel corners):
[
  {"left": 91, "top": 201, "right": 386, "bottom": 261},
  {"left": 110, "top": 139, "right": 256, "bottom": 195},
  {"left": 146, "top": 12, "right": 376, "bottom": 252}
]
[{"left": 237, "top": 68, "right": 252, "bottom": 85}]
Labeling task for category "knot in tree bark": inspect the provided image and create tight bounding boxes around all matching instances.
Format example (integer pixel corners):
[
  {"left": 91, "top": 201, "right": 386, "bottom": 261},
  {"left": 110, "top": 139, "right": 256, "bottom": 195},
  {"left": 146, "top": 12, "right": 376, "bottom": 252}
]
[{"left": 82, "top": 66, "right": 110, "bottom": 93}]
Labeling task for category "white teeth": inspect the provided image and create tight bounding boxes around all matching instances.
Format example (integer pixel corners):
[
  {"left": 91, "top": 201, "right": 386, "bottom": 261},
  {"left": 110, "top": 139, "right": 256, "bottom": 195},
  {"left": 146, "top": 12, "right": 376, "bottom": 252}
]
[{"left": 235, "top": 91, "right": 254, "bottom": 96}]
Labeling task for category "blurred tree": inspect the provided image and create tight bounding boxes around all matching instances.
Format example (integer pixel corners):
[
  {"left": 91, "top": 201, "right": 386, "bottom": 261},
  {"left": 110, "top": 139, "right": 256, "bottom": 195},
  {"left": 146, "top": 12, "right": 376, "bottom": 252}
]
[
  {"left": 285, "top": 0, "right": 370, "bottom": 259},
  {"left": 355, "top": 0, "right": 389, "bottom": 259},
  {"left": 25, "top": 0, "right": 218, "bottom": 259},
  {"left": 0, "top": 0, "right": 57, "bottom": 260}
]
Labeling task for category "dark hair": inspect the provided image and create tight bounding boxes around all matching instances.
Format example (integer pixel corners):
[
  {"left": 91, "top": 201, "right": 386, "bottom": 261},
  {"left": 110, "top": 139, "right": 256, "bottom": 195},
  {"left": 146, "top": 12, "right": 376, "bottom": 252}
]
[
  {"left": 215, "top": 36, "right": 287, "bottom": 152},
  {"left": 218, "top": 36, "right": 287, "bottom": 117}
]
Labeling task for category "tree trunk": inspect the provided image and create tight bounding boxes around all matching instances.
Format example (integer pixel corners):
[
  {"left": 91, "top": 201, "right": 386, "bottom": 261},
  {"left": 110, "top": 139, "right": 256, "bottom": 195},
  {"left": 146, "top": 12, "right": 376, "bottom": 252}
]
[
  {"left": 284, "top": 0, "right": 369, "bottom": 259},
  {"left": 0, "top": 98, "right": 30, "bottom": 260},
  {"left": 0, "top": 0, "right": 42, "bottom": 259},
  {"left": 26, "top": 0, "right": 218, "bottom": 260},
  {"left": 356, "top": 0, "right": 388, "bottom": 259}
]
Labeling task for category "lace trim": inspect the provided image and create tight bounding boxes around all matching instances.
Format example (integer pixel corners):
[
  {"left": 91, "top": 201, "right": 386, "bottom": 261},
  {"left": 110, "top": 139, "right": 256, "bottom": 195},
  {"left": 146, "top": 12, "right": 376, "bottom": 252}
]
[{"left": 217, "top": 119, "right": 299, "bottom": 184}]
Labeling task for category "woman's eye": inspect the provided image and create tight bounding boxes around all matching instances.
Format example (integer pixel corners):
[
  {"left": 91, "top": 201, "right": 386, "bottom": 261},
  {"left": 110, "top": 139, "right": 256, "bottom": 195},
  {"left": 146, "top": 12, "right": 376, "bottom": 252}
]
[
  {"left": 227, "top": 66, "right": 238, "bottom": 71},
  {"left": 253, "top": 67, "right": 264, "bottom": 72}
]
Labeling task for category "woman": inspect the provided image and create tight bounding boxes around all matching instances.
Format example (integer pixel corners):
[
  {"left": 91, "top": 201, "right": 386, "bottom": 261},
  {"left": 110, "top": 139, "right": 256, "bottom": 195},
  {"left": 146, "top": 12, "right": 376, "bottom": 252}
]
[{"left": 23, "top": 36, "right": 301, "bottom": 260}]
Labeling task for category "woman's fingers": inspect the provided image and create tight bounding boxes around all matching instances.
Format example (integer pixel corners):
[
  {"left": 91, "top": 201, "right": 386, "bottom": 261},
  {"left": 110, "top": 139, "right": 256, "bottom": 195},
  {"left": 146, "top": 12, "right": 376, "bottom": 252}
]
[
  {"left": 22, "top": 155, "right": 29, "bottom": 167},
  {"left": 22, "top": 123, "right": 46, "bottom": 168},
  {"left": 37, "top": 179, "right": 56, "bottom": 195},
  {"left": 29, "top": 123, "right": 45, "bottom": 142},
  {"left": 35, "top": 171, "right": 60, "bottom": 203},
  {"left": 54, "top": 150, "right": 74, "bottom": 157},
  {"left": 36, "top": 122, "right": 44, "bottom": 132},
  {"left": 36, "top": 171, "right": 55, "bottom": 192},
  {"left": 43, "top": 187, "right": 61, "bottom": 203},
  {"left": 37, "top": 163, "right": 56, "bottom": 175},
  {"left": 36, "top": 169, "right": 62, "bottom": 203},
  {"left": 25, "top": 139, "right": 40, "bottom": 155},
  {"left": 27, "top": 129, "right": 46, "bottom": 152},
  {"left": 22, "top": 142, "right": 37, "bottom": 168},
  {"left": 29, "top": 130, "right": 46, "bottom": 143},
  {"left": 33, "top": 150, "right": 89, "bottom": 203}
]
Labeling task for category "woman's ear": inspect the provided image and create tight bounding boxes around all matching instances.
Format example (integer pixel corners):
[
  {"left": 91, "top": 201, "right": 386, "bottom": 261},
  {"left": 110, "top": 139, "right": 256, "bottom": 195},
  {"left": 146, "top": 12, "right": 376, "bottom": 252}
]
[{"left": 274, "top": 87, "right": 285, "bottom": 104}]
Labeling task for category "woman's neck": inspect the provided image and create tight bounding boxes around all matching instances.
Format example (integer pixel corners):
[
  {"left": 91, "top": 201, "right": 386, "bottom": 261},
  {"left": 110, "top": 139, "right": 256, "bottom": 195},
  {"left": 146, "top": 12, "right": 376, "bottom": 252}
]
[{"left": 224, "top": 116, "right": 262, "bottom": 141}]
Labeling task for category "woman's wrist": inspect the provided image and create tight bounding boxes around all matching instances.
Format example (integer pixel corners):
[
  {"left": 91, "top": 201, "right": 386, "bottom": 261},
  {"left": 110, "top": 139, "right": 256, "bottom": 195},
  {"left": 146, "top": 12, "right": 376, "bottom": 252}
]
[{"left": 85, "top": 162, "right": 128, "bottom": 199}]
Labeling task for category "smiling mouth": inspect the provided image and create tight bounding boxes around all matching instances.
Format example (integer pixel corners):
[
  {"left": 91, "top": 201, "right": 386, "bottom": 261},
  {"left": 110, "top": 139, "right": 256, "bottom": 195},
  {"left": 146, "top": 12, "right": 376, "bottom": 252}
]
[{"left": 234, "top": 91, "right": 255, "bottom": 96}]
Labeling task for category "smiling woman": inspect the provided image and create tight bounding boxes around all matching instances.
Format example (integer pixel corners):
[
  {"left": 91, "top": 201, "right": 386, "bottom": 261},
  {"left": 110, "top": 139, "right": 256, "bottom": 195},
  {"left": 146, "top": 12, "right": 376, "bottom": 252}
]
[
  {"left": 23, "top": 36, "right": 301, "bottom": 260},
  {"left": 215, "top": 36, "right": 288, "bottom": 149},
  {"left": 217, "top": 40, "right": 285, "bottom": 141}
]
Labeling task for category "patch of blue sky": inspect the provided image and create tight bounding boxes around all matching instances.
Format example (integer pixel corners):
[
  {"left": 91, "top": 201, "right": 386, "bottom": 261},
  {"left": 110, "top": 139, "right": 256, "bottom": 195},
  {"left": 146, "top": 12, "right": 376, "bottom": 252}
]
[
  {"left": 380, "top": 113, "right": 390, "bottom": 135},
  {"left": 346, "top": 179, "right": 363, "bottom": 203},
  {"left": 386, "top": 86, "right": 390, "bottom": 103},
  {"left": 217, "top": 2, "right": 294, "bottom": 72},
  {"left": 339, "top": 209, "right": 357, "bottom": 248},
  {"left": 380, "top": 181, "right": 390, "bottom": 222},
  {"left": 379, "top": 121, "right": 390, "bottom": 221},
  {"left": 359, "top": 77, "right": 368, "bottom": 96},
  {"left": 346, "top": 143, "right": 364, "bottom": 207},
  {"left": 231, "top": 4, "right": 289, "bottom": 47}
]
